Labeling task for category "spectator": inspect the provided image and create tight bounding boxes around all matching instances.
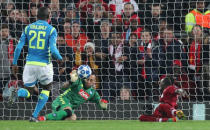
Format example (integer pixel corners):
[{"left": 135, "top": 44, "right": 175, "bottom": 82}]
[
  {"left": 0, "top": 24, "right": 16, "bottom": 94},
  {"left": 123, "top": 14, "right": 142, "bottom": 42},
  {"left": 63, "top": 18, "right": 71, "bottom": 36},
  {"left": 19, "top": 10, "right": 29, "bottom": 34},
  {"left": 137, "top": 0, "right": 151, "bottom": 26},
  {"left": 20, "top": 10, "right": 29, "bottom": 25},
  {"left": 154, "top": 26, "right": 187, "bottom": 78},
  {"left": 108, "top": 0, "right": 138, "bottom": 16},
  {"left": 76, "top": 0, "right": 108, "bottom": 20},
  {"left": 102, "top": 29, "right": 129, "bottom": 100},
  {"left": 119, "top": 86, "right": 132, "bottom": 100},
  {"left": 86, "top": 4, "right": 105, "bottom": 39},
  {"left": 140, "top": 29, "right": 158, "bottom": 82},
  {"left": 115, "top": 2, "right": 140, "bottom": 32},
  {"left": 123, "top": 33, "right": 144, "bottom": 99},
  {"left": 187, "top": 25, "right": 209, "bottom": 99},
  {"left": 75, "top": 42, "right": 100, "bottom": 89},
  {"left": 155, "top": 18, "right": 167, "bottom": 41},
  {"left": 49, "top": 0, "right": 65, "bottom": 28},
  {"left": 65, "top": 3, "right": 80, "bottom": 23},
  {"left": 6, "top": 9, "right": 23, "bottom": 38},
  {"left": 144, "top": 4, "right": 166, "bottom": 38},
  {"left": 65, "top": 20, "right": 89, "bottom": 68},
  {"left": 185, "top": 0, "right": 210, "bottom": 34},
  {"left": 202, "top": 34, "right": 210, "bottom": 99},
  {"left": 94, "top": 20, "right": 111, "bottom": 89},
  {"left": 1, "top": 0, "right": 15, "bottom": 23},
  {"left": 29, "top": 3, "right": 38, "bottom": 23},
  {"left": 188, "top": 25, "right": 204, "bottom": 80}
]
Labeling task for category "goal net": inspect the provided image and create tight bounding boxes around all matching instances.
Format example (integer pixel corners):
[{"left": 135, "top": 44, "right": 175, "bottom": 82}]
[{"left": 0, "top": 0, "right": 210, "bottom": 120}]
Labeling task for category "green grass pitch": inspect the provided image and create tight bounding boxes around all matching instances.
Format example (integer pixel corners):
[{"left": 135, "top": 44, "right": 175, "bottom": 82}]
[{"left": 1, "top": 120, "right": 210, "bottom": 130}]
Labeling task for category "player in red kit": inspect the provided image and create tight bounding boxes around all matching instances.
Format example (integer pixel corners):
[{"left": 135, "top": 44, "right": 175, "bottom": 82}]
[{"left": 139, "top": 76, "right": 189, "bottom": 122}]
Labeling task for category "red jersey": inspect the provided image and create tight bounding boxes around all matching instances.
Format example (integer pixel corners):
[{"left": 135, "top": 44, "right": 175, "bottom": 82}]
[{"left": 159, "top": 85, "right": 179, "bottom": 108}]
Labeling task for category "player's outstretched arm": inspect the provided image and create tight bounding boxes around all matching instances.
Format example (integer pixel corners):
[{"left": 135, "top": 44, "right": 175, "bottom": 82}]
[
  {"left": 49, "top": 27, "right": 62, "bottom": 60},
  {"left": 99, "top": 99, "right": 108, "bottom": 110},
  {"left": 175, "top": 89, "right": 189, "bottom": 98},
  {"left": 70, "top": 70, "right": 78, "bottom": 82},
  {"left": 13, "top": 27, "right": 27, "bottom": 66},
  {"left": 12, "top": 26, "right": 28, "bottom": 78}
]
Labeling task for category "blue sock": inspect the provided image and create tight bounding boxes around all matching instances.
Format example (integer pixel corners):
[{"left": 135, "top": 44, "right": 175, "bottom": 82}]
[
  {"left": 32, "top": 90, "right": 50, "bottom": 118},
  {"left": 17, "top": 88, "right": 30, "bottom": 98}
]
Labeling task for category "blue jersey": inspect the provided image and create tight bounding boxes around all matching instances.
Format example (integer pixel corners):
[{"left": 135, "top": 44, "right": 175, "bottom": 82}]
[{"left": 13, "top": 20, "right": 62, "bottom": 66}]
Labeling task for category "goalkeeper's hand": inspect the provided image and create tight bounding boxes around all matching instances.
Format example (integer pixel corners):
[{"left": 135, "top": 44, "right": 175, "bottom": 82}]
[
  {"left": 99, "top": 99, "right": 108, "bottom": 110},
  {"left": 70, "top": 70, "right": 78, "bottom": 82},
  {"left": 175, "top": 89, "right": 189, "bottom": 98}
]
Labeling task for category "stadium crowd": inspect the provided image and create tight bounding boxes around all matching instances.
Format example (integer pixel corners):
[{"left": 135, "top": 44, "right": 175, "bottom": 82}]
[{"left": 0, "top": 0, "right": 210, "bottom": 102}]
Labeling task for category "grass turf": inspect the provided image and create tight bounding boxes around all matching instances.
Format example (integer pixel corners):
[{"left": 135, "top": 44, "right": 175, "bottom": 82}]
[{"left": 0, "top": 120, "right": 210, "bottom": 130}]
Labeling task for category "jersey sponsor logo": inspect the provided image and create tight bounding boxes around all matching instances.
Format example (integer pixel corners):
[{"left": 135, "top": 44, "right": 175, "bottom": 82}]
[
  {"left": 79, "top": 89, "right": 90, "bottom": 100},
  {"left": 89, "top": 91, "right": 92, "bottom": 95}
]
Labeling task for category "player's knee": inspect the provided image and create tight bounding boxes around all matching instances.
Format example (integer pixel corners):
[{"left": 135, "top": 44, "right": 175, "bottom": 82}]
[{"left": 64, "top": 109, "right": 72, "bottom": 117}]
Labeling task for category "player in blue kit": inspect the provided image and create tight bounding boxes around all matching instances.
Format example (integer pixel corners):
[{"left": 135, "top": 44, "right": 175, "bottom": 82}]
[{"left": 9, "top": 7, "right": 63, "bottom": 122}]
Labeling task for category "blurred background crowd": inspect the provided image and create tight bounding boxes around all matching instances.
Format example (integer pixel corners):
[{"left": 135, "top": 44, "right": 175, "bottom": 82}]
[{"left": 1, "top": 0, "right": 210, "bottom": 102}]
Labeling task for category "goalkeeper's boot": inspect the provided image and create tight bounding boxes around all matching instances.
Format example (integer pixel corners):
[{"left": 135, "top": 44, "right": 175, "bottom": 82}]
[
  {"left": 8, "top": 87, "right": 17, "bottom": 107},
  {"left": 176, "top": 110, "right": 185, "bottom": 120},
  {"left": 38, "top": 116, "right": 46, "bottom": 121},
  {"left": 29, "top": 116, "right": 39, "bottom": 122}
]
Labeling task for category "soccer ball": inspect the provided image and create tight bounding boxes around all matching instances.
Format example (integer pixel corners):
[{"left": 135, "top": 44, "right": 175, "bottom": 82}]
[{"left": 77, "top": 65, "right": 92, "bottom": 79}]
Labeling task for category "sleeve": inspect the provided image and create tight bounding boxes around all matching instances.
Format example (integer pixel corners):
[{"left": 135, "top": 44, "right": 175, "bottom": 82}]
[
  {"left": 61, "top": 78, "right": 81, "bottom": 91},
  {"left": 90, "top": 91, "right": 101, "bottom": 104},
  {"left": 185, "top": 13, "right": 196, "bottom": 33},
  {"left": 49, "top": 27, "right": 63, "bottom": 60},
  {"left": 90, "top": 91, "right": 108, "bottom": 110},
  {"left": 167, "top": 86, "right": 177, "bottom": 95},
  {"left": 12, "top": 26, "right": 28, "bottom": 65}
]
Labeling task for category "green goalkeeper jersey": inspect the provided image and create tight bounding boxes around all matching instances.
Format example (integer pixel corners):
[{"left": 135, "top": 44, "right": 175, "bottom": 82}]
[{"left": 59, "top": 79, "right": 101, "bottom": 109}]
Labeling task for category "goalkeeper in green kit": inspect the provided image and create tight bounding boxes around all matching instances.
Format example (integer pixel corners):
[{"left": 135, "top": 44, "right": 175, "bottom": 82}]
[{"left": 38, "top": 70, "right": 108, "bottom": 121}]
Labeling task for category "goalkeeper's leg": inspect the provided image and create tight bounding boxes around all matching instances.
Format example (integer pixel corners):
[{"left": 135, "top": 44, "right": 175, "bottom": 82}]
[{"left": 39, "top": 107, "right": 73, "bottom": 121}]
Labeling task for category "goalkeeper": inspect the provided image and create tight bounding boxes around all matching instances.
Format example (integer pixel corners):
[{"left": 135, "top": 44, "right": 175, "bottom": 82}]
[
  {"left": 38, "top": 70, "right": 108, "bottom": 121},
  {"left": 139, "top": 76, "right": 189, "bottom": 122}
]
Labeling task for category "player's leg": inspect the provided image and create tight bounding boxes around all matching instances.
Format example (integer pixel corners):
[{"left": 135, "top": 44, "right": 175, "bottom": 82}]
[
  {"left": 8, "top": 65, "right": 36, "bottom": 105},
  {"left": 32, "top": 63, "right": 53, "bottom": 119},
  {"left": 139, "top": 104, "right": 177, "bottom": 122},
  {"left": 39, "top": 97, "right": 74, "bottom": 121},
  {"left": 139, "top": 115, "right": 177, "bottom": 122}
]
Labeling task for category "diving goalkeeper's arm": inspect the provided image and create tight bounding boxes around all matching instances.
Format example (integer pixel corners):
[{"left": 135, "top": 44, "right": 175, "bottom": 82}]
[{"left": 61, "top": 70, "right": 79, "bottom": 91}]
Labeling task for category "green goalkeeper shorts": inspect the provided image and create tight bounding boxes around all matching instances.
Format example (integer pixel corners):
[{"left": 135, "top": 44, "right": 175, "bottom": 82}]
[{"left": 51, "top": 96, "right": 74, "bottom": 114}]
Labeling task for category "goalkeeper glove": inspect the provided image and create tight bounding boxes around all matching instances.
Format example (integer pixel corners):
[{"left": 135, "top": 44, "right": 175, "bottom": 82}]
[
  {"left": 70, "top": 70, "right": 78, "bottom": 82},
  {"left": 176, "top": 110, "right": 185, "bottom": 120},
  {"left": 99, "top": 99, "right": 108, "bottom": 110}
]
